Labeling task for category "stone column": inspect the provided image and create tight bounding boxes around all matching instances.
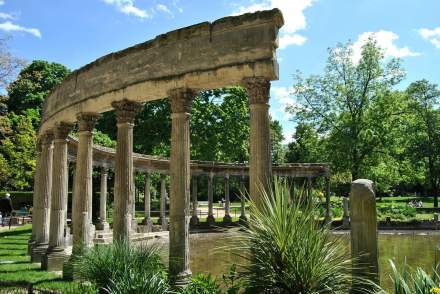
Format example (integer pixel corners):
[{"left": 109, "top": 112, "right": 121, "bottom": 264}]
[
  {"left": 207, "top": 172, "right": 215, "bottom": 225},
  {"left": 96, "top": 167, "right": 109, "bottom": 231},
  {"left": 324, "top": 177, "right": 332, "bottom": 224},
  {"left": 223, "top": 174, "right": 232, "bottom": 224},
  {"left": 142, "top": 171, "right": 153, "bottom": 228},
  {"left": 342, "top": 197, "right": 350, "bottom": 228},
  {"left": 239, "top": 175, "right": 247, "bottom": 223},
  {"left": 71, "top": 113, "right": 99, "bottom": 255},
  {"left": 350, "top": 179, "right": 379, "bottom": 287},
  {"left": 28, "top": 140, "right": 42, "bottom": 254},
  {"left": 190, "top": 175, "right": 199, "bottom": 225},
  {"left": 168, "top": 88, "right": 195, "bottom": 286},
  {"left": 42, "top": 122, "right": 73, "bottom": 271},
  {"left": 159, "top": 174, "right": 168, "bottom": 230},
  {"left": 112, "top": 99, "right": 141, "bottom": 241},
  {"left": 64, "top": 160, "right": 74, "bottom": 247},
  {"left": 243, "top": 77, "right": 272, "bottom": 207},
  {"left": 31, "top": 132, "right": 53, "bottom": 263},
  {"left": 306, "top": 177, "right": 313, "bottom": 201}
]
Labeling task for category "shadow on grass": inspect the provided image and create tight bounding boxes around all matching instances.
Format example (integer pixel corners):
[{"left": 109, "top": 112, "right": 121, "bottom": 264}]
[{"left": 0, "top": 228, "right": 32, "bottom": 238}]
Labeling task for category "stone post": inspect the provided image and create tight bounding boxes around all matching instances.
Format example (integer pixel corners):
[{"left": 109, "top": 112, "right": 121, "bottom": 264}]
[
  {"left": 71, "top": 113, "right": 99, "bottom": 254},
  {"left": 324, "top": 177, "right": 332, "bottom": 224},
  {"left": 342, "top": 197, "right": 350, "bottom": 228},
  {"left": 223, "top": 174, "right": 232, "bottom": 224},
  {"left": 190, "top": 175, "right": 199, "bottom": 225},
  {"left": 350, "top": 179, "right": 379, "bottom": 287},
  {"left": 207, "top": 172, "right": 215, "bottom": 225},
  {"left": 169, "top": 88, "right": 195, "bottom": 286},
  {"left": 112, "top": 99, "right": 141, "bottom": 241},
  {"left": 28, "top": 140, "right": 42, "bottom": 254},
  {"left": 159, "top": 174, "right": 168, "bottom": 230},
  {"left": 306, "top": 177, "right": 313, "bottom": 201},
  {"left": 243, "top": 77, "right": 272, "bottom": 207},
  {"left": 239, "top": 175, "right": 247, "bottom": 223},
  {"left": 142, "top": 171, "right": 153, "bottom": 228},
  {"left": 96, "top": 167, "right": 109, "bottom": 231},
  {"left": 42, "top": 122, "right": 73, "bottom": 271},
  {"left": 31, "top": 132, "right": 53, "bottom": 263}
]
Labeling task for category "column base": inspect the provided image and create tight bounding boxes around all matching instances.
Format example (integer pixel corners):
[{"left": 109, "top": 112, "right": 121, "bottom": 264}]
[
  {"left": 131, "top": 219, "right": 138, "bottom": 233},
  {"left": 342, "top": 216, "right": 350, "bottom": 229},
  {"left": 41, "top": 248, "right": 68, "bottom": 271},
  {"left": 239, "top": 215, "right": 247, "bottom": 224},
  {"left": 171, "top": 269, "right": 192, "bottom": 288},
  {"left": 95, "top": 221, "right": 110, "bottom": 231},
  {"left": 31, "top": 243, "right": 49, "bottom": 263},
  {"left": 223, "top": 214, "right": 232, "bottom": 225},
  {"left": 28, "top": 239, "right": 36, "bottom": 255},
  {"left": 159, "top": 217, "right": 168, "bottom": 231},
  {"left": 207, "top": 215, "right": 215, "bottom": 226},
  {"left": 190, "top": 215, "right": 199, "bottom": 226}
]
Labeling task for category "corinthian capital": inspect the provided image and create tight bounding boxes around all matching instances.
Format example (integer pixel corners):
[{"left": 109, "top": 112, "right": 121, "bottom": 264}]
[
  {"left": 168, "top": 88, "right": 197, "bottom": 114},
  {"left": 54, "top": 122, "right": 74, "bottom": 140},
  {"left": 242, "top": 77, "right": 271, "bottom": 105},
  {"left": 112, "top": 99, "right": 142, "bottom": 124},
  {"left": 41, "top": 131, "right": 54, "bottom": 146},
  {"left": 76, "top": 112, "right": 101, "bottom": 132}
]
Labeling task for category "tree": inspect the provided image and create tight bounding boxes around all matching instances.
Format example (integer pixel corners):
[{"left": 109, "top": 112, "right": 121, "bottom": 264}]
[
  {"left": 285, "top": 123, "right": 324, "bottom": 163},
  {"left": 405, "top": 80, "right": 440, "bottom": 206},
  {"left": 6, "top": 60, "right": 70, "bottom": 125},
  {"left": 0, "top": 37, "right": 26, "bottom": 90},
  {"left": 270, "top": 119, "right": 285, "bottom": 164},
  {"left": 289, "top": 38, "right": 405, "bottom": 181}
]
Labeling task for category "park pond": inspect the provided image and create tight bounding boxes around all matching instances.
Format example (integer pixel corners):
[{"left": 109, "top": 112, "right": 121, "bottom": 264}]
[{"left": 159, "top": 229, "right": 440, "bottom": 291}]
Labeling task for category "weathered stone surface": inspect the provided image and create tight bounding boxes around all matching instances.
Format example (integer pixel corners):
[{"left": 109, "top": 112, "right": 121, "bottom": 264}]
[
  {"left": 39, "top": 9, "right": 283, "bottom": 134},
  {"left": 96, "top": 167, "right": 110, "bottom": 231},
  {"left": 350, "top": 179, "right": 379, "bottom": 286}
]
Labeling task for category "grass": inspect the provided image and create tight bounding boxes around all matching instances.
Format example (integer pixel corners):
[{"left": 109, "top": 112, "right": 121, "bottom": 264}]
[{"left": 0, "top": 224, "right": 80, "bottom": 293}]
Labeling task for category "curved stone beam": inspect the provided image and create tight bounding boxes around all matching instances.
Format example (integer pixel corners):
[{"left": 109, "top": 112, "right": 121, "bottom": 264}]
[
  {"left": 40, "top": 9, "right": 284, "bottom": 134},
  {"left": 67, "top": 136, "right": 330, "bottom": 178}
]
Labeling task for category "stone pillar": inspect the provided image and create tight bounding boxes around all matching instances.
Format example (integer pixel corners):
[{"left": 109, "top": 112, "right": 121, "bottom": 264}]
[
  {"left": 159, "top": 174, "right": 168, "bottom": 230},
  {"left": 306, "top": 177, "right": 313, "bottom": 201},
  {"left": 42, "top": 122, "right": 73, "bottom": 271},
  {"left": 31, "top": 132, "right": 53, "bottom": 263},
  {"left": 64, "top": 160, "right": 74, "bottom": 247},
  {"left": 132, "top": 171, "right": 138, "bottom": 232},
  {"left": 71, "top": 113, "right": 99, "bottom": 254},
  {"left": 112, "top": 99, "right": 141, "bottom": 241},
  {"left": 324, "top": 177, "right": 332, "bottom": 224},
  {"left": 207, "top": 172, "right": 215, "bottom": 226},
  {"left": 239, "top": 175, "right": 247, "bottom": 223},
  {"left": 223, "top": 174, "right": 232, "bottom": 224},
  {"left": 96, "top": 167, "right": 109, "bottom": 231},
  {"left": 28, "top": 140, "right": 42, "bottom": 254},
  {"left": 190, "top": 175, "right": 199, "bottom": 225},
  {"left": 142, "top": 171, "right": 153, "bottom": 228},
  {"left": 342, "top": 197, "right": 350, "bottom": 228},
  {"left": 168, "top": 88, "right": 195, "bottom": 286},
  {"left": 350, "top": 179, "right": 379, "bottom": 287},
  {"left": 243, "top": 77, "right": 272, "bottom": 207}
]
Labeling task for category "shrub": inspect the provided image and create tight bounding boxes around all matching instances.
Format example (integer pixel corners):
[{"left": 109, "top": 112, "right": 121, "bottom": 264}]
[
  {"left": 234, "top": 179, "right": 379, "bottom": 293},
  {"left": 76, "top": 240, "right": 171, "bottom": 293},
  {"left": 389, "top": 259, "right": 440, "bottom": 293},
  {"left": 180, "top": 274, "right": 222, "bottom": 294},
  {"left": 377, "top": 204, "right": 416, "bottom": 221}
]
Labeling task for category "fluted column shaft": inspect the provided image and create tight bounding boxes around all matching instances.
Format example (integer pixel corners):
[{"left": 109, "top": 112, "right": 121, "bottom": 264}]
[
  {"left": 190, "top": 176, "right": 199, "bottom": 225},
  {"left": 34, "top": 133, "right": 53, "bottom": 251},
  {"left": 160, "top": 174, "right": 167, "bottom": 229},
  {"left": 207, "top": 173, "right": 215, "bottom": 225},
  {"left": 239, "top": 176, "right": 247, "bottom": 222},
  {"left": 72, "top": 113, "right": 99, "bottom": 254},
  {"left": 96, "top": 167, "right": 109, "bottom": 230},
  {"left": 112, "top": 99, "right": 141, "bottom": 241},
  {"left": 169, "top": 88, "right": 195, "bottom": 285},
  {"left": 29, "top": 141, "right": 42, "bottom": 251},
  {"left": 143, "top": 172, "right": 152, "bottom": 222},
  {"left": 243, "top": 77, "right": 272, "bottom": 206},
  {"left": 48, "top": 123, "right": 72, "bottom": 252},
  {"left": 223, "top": 175, "right": 231, "bottom": 223}
]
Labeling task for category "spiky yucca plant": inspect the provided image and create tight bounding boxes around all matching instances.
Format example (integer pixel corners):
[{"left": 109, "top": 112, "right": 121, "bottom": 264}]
[
  {"left": 234, "top": 179, "right": 378, "bottom": 294},
  {"left": 389, "top": 260, "right": 440, "bottom": 294}
]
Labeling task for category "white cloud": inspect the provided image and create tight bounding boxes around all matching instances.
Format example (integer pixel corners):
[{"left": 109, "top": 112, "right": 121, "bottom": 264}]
[
  {"left": 418, "top": 27, "right": 440, "bottom": 49},
  {"left": 156, "top": 4, "right": 172, "bottom": 15},
  {"left": 0, "top": 1, "right": 5, "bottom": 6},
  {"left": 102, "top": 0, "right": 150, "bottom": 19},
  {"left": 0, "top": 21, "right": 41, "bottom": 38},
  {"left": 232, "top": 0, "right": 314, "bottom": 49},
  {"left": 0, "top": 12, "right": 13, "bottom": 20},
  {"left": 351, "top": 30, "right": 420, "bottom": 62},
  {"left": 270, "top": 86, "right": 297, "bottom": 121}
]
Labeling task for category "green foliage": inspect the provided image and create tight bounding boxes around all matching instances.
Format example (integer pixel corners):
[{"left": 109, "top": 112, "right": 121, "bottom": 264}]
[
  {"left": 234, "top": 179, "right": 378, "bottom": 293},
  {"left": 76, "top": 240, "right": 170, "bottom": 293},
  {"left": 377, "top": 204, "right": 416, "bottom": 221},
  {"left": 6, "top": 60, "right": 70, "bottom": 125},
  {"left": 180, "top": 274, "right": 222, "bottom": 294},
  {"left": 389, "top": 260, "right": 440, "bottom": 294},
  {"left": 286, "top": 122, "right": 325, "bottom": 163}
]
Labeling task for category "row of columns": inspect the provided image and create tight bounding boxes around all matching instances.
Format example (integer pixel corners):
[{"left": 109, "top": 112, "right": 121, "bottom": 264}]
[{"left": 30, "top": 77, "right": 274, "bottom": 285}]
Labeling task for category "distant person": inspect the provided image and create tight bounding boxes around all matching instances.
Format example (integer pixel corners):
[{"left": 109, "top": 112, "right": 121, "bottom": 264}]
[{"left": 0, "top": 193, "right": 14, "bottom": 227}]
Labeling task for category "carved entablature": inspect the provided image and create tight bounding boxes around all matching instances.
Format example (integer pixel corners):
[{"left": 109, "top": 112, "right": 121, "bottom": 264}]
[
  {"left": 169, "top": 88, "right": 197, "bottom": 114},
  {"left": 112, "top": 99, "right": 143, "bottom": 124},
  {"left": 76, "top": 112, "right": 101, "bottom": 132},
  {"left": 242, "top": 77, "right": 270, "bottom": 105}
]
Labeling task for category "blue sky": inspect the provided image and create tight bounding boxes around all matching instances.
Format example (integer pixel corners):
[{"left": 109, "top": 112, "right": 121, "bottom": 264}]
[{"left": 1, "top": 0, "right": 439, "bottom": 143}]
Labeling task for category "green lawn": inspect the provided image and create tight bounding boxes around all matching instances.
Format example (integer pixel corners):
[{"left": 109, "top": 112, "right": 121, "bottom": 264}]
[{"left": 0, "top": 225, "right": 81, "bottom": 293}]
